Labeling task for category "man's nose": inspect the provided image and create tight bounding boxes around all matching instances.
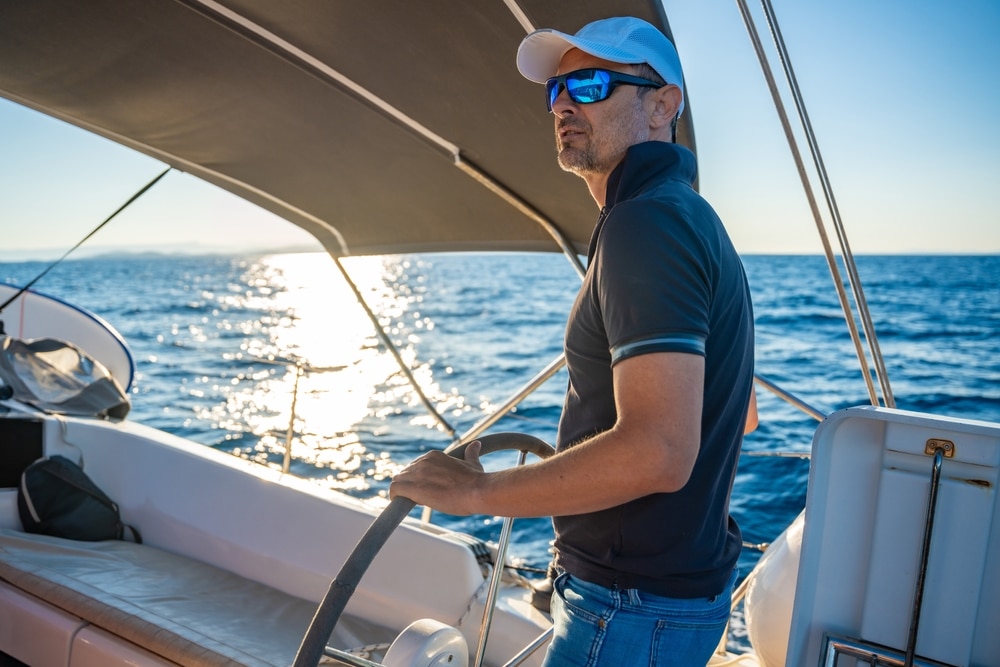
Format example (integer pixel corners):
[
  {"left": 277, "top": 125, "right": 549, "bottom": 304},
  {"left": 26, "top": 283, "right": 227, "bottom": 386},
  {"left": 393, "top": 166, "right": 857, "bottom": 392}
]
[{"left": 551, "top": 87, "right": 576, "bottom": 116}]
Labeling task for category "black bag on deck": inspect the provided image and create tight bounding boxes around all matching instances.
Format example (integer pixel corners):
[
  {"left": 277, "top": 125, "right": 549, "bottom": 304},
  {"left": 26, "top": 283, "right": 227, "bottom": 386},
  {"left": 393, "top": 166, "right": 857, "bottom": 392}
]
[{"left": 17, "top": 455, "right": 141, "bottom": 543}]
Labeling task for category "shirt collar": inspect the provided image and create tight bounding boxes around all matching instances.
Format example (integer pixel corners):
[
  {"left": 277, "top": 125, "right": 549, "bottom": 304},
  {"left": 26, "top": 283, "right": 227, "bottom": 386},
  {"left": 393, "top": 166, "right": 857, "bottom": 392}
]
[{"left": 604, "top": 141, "right": 698, "bottom": 209}]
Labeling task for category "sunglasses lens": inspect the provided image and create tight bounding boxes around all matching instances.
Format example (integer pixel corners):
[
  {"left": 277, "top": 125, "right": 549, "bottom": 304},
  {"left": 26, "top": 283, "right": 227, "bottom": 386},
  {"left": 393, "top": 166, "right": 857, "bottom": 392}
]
[
  {"left": 545, "top": 70, "right": 617, "bottom": 111},
  {"left": 545, "top": 79, "right": 561, "bottom": 111},
  {"left": 566, "top": 70, "right": 611, "bottom": 104}
]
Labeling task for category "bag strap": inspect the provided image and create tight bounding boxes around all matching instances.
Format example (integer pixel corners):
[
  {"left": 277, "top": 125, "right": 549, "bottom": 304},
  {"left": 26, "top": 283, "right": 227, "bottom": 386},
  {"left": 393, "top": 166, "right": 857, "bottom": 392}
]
[{"left": 123, "top": 523, "right": 143, "bottom": 544}]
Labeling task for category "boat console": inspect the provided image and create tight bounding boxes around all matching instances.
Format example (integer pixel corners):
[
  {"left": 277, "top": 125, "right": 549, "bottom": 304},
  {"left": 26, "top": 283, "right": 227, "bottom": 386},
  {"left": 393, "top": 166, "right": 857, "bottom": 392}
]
[{"left": 786, "top": 407, "right": 1000, "bottom": 666}]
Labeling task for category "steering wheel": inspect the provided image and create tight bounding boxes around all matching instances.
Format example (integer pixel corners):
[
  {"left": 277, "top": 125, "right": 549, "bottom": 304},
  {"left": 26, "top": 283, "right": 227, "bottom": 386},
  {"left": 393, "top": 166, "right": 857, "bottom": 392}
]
[{"left": 292, "top": 432, "right": 555, "bottom": 667}]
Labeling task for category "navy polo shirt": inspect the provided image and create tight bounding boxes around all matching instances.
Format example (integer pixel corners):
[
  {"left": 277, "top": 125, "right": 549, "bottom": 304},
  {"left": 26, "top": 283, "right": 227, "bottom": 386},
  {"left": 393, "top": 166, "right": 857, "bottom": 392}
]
[{"left": 553, "top": 141, "right": 755, "bottom": 599}]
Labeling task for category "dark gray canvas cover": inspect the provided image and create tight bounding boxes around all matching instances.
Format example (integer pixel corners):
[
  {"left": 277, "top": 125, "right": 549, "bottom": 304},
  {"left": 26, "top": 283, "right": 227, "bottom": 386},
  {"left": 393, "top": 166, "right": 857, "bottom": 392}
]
[
  {"left": 0, "top": 1, "right": 692, "bottom": 259},
  {"left": 0, "top": 336, "right": 130, "bottom": 420}
]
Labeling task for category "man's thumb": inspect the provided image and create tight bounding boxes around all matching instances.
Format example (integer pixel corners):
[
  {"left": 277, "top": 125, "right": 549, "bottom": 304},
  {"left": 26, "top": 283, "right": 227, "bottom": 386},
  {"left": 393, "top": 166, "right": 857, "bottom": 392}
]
[{"left": 463, "top": 439, "right": 483, "bottom": 467}]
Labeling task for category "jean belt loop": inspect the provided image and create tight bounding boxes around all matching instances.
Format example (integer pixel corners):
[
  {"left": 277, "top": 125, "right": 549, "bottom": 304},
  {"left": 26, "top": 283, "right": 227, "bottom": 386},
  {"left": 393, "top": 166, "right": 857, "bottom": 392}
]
[{"left": 627, "top": 587, "right": 641, "bottom": 606}]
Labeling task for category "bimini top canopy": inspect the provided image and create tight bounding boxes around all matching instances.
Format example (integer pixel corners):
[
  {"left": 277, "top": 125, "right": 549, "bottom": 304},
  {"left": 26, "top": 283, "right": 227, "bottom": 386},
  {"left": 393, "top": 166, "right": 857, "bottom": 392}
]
[{"left": 0, "top": 0, "right": 693, "bottom": 258}]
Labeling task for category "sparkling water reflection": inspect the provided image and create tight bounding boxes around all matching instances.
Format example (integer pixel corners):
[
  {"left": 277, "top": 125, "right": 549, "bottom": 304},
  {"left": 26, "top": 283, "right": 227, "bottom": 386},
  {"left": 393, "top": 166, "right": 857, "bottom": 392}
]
[{"left": 2, "top": 252, "right": 998, "bottom": 653}]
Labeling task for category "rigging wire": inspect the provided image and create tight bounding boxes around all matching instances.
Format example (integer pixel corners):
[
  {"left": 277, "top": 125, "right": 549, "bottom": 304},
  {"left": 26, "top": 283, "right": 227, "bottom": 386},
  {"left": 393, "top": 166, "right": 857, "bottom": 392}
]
[
  {"left": 733, "top": 0, "right": 892, "bottom": 408},
  {"left": 0, "top": 167, "right": 173, "bottom": 315},
  {"left": 756, "top": 0, "right": 894, "bottom": 408},
  {"left": 330, "top": 257, "right": 457, "bottom": 439}
]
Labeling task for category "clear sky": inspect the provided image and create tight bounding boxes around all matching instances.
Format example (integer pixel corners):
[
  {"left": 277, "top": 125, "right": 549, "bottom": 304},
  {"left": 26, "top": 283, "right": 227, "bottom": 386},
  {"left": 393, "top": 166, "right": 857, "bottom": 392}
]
[{"left": 2, "top": 0, "right": 998, "bottom": 260}]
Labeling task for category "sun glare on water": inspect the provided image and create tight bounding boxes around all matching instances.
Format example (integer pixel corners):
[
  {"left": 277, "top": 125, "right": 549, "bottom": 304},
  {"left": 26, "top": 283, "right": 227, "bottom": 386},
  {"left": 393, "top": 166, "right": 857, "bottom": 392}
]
[{"left": 218, "top": 252, "right": 452, "bottom": 493}]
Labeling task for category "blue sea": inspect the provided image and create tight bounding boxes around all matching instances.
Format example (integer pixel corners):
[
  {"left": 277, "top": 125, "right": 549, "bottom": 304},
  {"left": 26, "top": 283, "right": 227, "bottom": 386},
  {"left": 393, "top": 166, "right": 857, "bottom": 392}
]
[{"left": 2, "top": 252, "right": 999, "bottom": 646}]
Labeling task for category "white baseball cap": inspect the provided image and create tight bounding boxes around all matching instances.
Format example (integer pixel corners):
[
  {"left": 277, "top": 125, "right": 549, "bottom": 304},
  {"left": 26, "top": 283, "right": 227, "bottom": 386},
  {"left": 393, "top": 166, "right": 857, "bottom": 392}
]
[{"left": 516, "top": 16, "right": 685, "bottom": 113}]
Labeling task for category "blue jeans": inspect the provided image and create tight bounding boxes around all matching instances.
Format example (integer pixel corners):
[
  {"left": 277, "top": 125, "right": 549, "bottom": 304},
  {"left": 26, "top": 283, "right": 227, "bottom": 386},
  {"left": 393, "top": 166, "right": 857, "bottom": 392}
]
[{"left": 541, "top": 571, "right": 735, "bottom": 667}]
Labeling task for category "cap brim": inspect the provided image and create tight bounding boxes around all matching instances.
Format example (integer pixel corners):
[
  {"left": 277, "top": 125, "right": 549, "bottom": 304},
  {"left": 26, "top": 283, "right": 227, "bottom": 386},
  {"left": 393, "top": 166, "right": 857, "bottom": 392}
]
[{"left": 516, "top": 29, "right": 578, "bottom": 83}]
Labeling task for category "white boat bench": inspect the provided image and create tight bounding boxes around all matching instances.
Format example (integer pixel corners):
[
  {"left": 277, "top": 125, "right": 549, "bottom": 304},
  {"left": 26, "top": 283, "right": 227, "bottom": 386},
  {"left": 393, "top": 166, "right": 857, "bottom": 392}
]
[
  {"left": 0, "top": 528, "right": 394, "bottom": 667},
  {"left": 0, "top": 415, "right": 544, "bottom": 667}
]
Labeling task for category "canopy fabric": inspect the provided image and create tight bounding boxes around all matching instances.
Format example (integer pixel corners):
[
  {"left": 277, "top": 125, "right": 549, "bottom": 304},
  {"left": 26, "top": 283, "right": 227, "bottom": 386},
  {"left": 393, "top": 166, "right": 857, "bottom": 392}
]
[{"left": 0, "top": 1, "right": 694, "bottom": 258}]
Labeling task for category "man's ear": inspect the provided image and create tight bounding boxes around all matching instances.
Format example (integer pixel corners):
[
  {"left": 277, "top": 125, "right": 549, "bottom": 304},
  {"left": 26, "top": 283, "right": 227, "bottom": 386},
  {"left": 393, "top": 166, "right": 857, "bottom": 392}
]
[{"left": 649, "top": 85, "right": 683, "bottom": 132}]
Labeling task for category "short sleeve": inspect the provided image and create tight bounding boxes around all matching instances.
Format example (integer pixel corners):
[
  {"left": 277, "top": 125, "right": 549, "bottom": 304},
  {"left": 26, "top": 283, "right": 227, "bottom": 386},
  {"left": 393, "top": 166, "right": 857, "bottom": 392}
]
[{"left": 593, "top": 198, "right": 712, "bottom": 364}]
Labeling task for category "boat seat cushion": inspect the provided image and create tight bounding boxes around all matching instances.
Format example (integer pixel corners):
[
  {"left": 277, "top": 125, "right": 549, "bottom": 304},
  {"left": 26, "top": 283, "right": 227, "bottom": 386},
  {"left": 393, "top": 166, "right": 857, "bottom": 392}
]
[{"left": 0, "top": 528, "right": 394, "bottom": 667}]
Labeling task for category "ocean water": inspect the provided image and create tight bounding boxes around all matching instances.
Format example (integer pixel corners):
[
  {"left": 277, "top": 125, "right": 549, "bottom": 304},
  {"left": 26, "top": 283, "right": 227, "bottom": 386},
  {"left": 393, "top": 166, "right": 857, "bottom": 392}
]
[{"left": 2, "top": 252, "right": 999, "bottom": 645}]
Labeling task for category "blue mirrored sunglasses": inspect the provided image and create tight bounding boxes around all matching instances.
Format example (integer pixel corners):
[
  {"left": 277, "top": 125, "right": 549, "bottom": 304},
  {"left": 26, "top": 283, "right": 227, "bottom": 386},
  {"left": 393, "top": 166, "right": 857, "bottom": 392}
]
[{"left": 545, "top": 68, "right": 663, "bottom": 112}]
